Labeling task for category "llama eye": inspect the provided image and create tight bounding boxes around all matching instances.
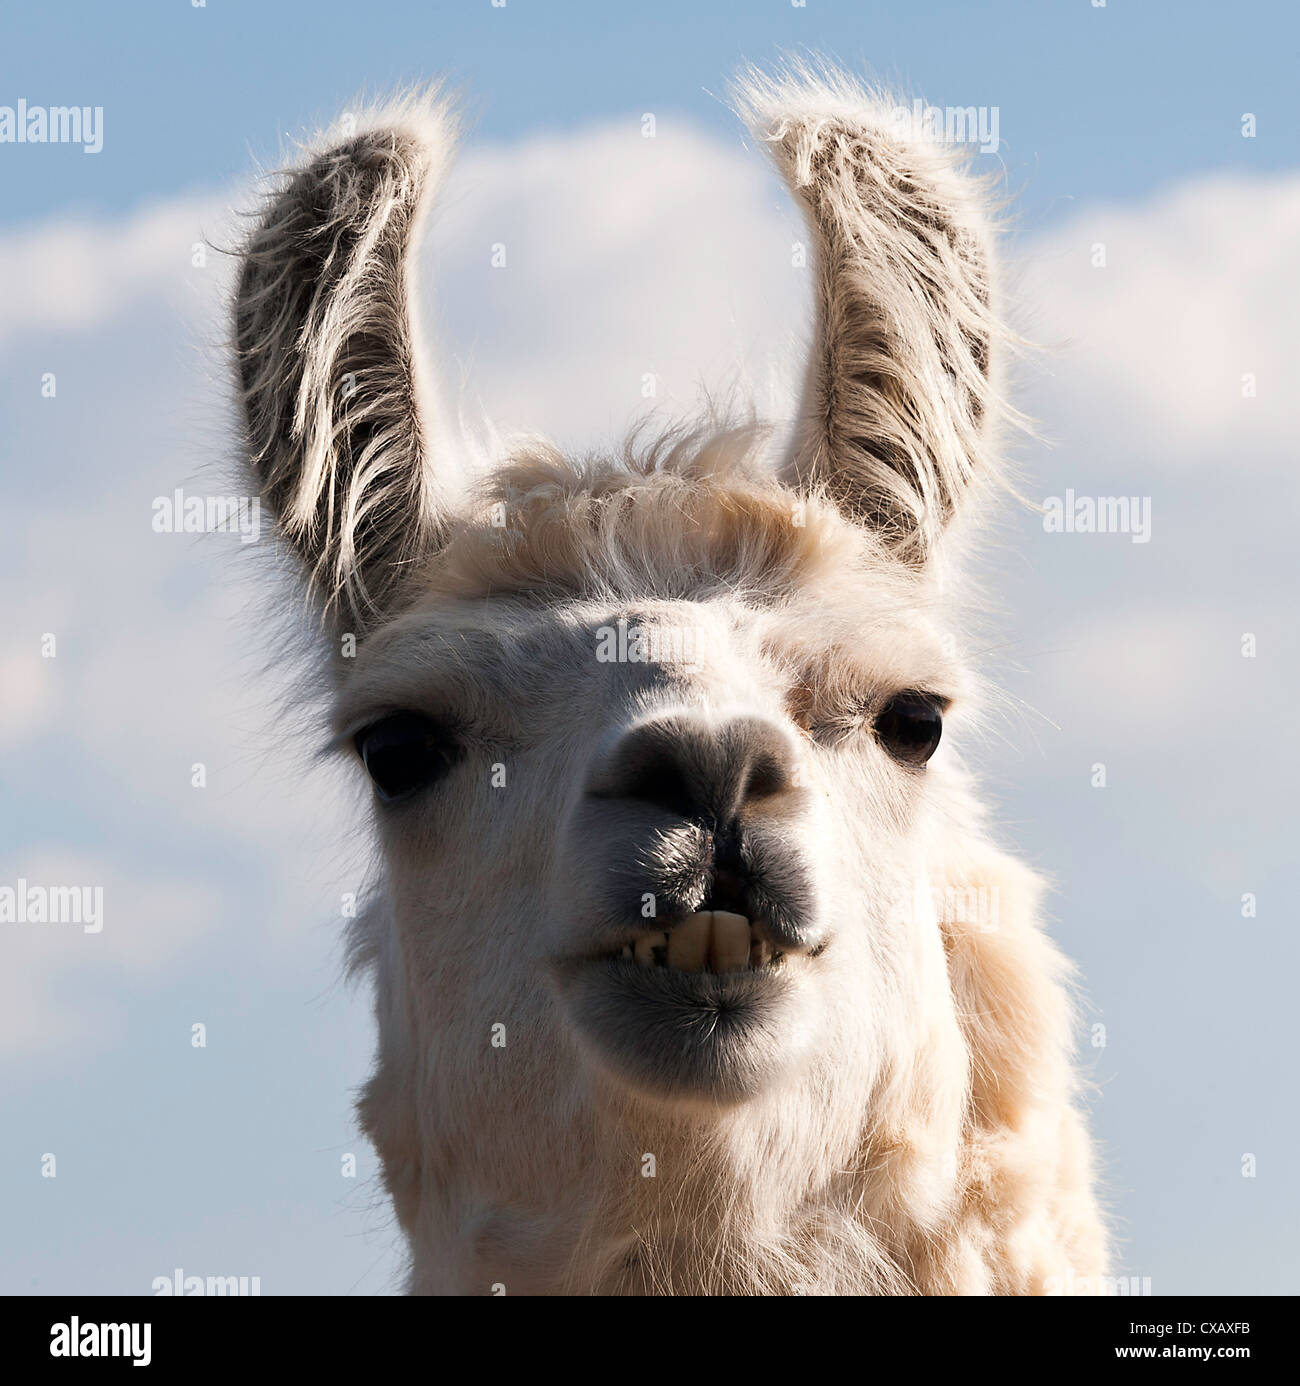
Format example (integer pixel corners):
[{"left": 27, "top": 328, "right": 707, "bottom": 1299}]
[
  {"left": 354, "top": 712, "right": 460, "bottom": 802},
  {"left": 874, "top": 693, "right": 943, "bottom": 766}
]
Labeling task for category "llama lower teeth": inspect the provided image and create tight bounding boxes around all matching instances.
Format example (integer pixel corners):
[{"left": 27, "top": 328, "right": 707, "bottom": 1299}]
[{"left": 634, "top": 933, "right": 667, "bottom": 968}]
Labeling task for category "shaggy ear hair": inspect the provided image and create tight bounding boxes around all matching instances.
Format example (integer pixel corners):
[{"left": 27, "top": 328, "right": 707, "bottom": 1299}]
[
  {"left": 234, "top": 95, "right": 455, "bottom": 630},
  {"left": 735, "top": 67, "right": 1003, "bottom": 564}
]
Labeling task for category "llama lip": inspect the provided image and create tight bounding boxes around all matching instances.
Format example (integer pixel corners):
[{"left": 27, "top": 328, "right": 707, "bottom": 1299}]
[
  {"left": 556, "top": 954, "right": 805, "bottom": 1103},
  {"left": 552, "top": 911, "right": 815, "bottom": 1102}
]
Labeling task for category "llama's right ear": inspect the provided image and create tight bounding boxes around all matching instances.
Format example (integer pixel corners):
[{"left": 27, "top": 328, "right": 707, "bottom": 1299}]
[{"left": 235, "top": 99, "right": 455, "bottom": 633}]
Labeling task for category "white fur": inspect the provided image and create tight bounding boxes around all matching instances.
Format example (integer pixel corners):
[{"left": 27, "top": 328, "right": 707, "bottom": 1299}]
[{"left": 234, "top": 65, "right": 1107, "bottom": 1295}]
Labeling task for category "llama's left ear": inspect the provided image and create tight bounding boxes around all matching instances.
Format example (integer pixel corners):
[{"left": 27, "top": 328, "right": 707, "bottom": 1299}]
[
  {"left": 234, "top": 97, "right": 455, "bottom": 632},
  {"left": 737, "top": 71, "right": 1002, "bottom": 563}
]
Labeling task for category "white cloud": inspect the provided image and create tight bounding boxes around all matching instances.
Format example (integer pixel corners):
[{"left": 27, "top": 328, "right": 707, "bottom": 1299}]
[
  {"left": 1028, "top": 600, "right": 1287, "bottom": 744},
  {"left": 422, "top": 120, "right": 806, "bottom": 448},
  {"left": 1015, "top": 172, "right": 1300, "bottom": 466},
  {"left": 0, "top": 651, "right": 50, "bottom": 750},
  {"left": 0, "top": 848, "right": 218, "bottom": 1053},
  {"left": 0, "top": 193, "right": 230, "bottom": 346}
]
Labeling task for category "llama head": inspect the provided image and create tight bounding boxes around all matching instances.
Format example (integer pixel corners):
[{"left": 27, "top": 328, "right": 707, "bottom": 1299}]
[{"left": 235, "top": 74, "right": 1044, "bottom": 1287}]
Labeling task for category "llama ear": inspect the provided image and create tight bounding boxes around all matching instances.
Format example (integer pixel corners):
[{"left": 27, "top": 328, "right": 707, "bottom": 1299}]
[
  {"left": 234, "top": 98, "right": 456, "bottom": 631},
  {"left": 737, "top": 71, "right": 1002, "bottom": 562}
]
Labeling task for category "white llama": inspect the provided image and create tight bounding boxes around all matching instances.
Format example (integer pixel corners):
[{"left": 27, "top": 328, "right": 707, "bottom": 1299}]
[{"left": 234, "top": 68, "right": 1107, "bottom": 1295}]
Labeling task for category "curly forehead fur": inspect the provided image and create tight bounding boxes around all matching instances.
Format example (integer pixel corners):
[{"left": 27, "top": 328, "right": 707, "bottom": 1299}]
[{"left": 422, "top": 429, "right": 906, "bottom": 608}]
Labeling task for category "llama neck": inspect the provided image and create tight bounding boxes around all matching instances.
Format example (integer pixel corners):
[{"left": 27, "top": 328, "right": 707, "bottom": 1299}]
[{"left": 410, "top": 1060, "right": 960, "bottom": 1296}]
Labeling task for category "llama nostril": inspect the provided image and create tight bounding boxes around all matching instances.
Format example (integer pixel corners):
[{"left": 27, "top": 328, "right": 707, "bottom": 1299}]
[
  {"left": 742, "top": 751, "right": 790, "bottom": 801},
  {"left": 619, "top": 757, "right": 698, "bottom": 821}
]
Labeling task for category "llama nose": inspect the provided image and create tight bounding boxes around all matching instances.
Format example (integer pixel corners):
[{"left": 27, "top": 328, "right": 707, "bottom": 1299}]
[{"left": 587, "top": 714, "right": 801, "bottom": 827}]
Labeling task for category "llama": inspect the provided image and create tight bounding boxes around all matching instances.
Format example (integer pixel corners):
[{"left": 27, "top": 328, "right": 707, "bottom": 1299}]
[{"left": 233, "top": 68, "right": 1107, "bottom": 1295}]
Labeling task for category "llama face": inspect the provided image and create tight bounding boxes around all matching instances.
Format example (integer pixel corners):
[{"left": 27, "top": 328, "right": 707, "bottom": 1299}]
[{"left": 330, "top": 474, "right": 968, "bottom": 1115}]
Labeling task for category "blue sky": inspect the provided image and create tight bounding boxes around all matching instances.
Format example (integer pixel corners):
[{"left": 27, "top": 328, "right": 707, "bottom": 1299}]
[
  {"left": 2, "top": 0, "right": 1298, "bottom": 1295},
  {"left": 4, "top": 0, "right": 1296, "bottom": 229}
]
